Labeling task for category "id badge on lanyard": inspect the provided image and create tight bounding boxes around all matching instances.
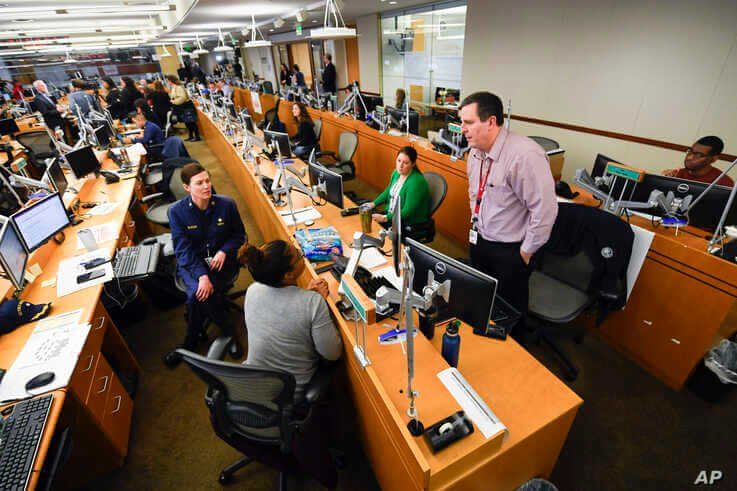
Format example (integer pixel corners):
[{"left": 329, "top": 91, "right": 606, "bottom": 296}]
[{"left": 470, "top": 157, "right": 492, "bottom": 245}]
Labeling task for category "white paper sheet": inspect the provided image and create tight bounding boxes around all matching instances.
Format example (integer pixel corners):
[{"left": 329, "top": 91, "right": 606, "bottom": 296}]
[
  {"left": 56, "top": 250, "right": 114, "bottom": 297},
  {"left": 76, "top": 222, "right": 119, "bottom": 249},
  {"left": 87, "top": 202, "right": 119, "bottom": 216},
  {"left": 0, "top": 321, "right": 91, "bottom": 402},
  {"left": 626, "top": 224, "right": 655, "bottom": 300},
  {"left": 358, "top": 247, "right": 388, "bottom": 269}
]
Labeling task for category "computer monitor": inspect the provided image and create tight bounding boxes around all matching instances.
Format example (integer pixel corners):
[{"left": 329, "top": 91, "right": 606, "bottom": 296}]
[
  {"left": 362, "top": 94, "right": 384, "bottom": 114},
  {"left": 65, "top": 145, "right": 101, "bottom": 179},
  {"left": 0, "top": 217, "right": 28, "bottom": 291},
  {"left": 0, "top": 118, "right": 20, "bottom": 136},
  {"left": 11, "top": 192, "right": 70, "bottom": 252},
  {"left": 638, "top": 174, "right": 736, "bottom": 231},
  {"left": 242, "top": 114, "right": 255, "bottom": 134},
  {"left": 308, "top": 162, "right": 344, "bottom": 209},
  {"left": 0, "top": 165, "right": 29, "bottom": 204},
  {"left": 387, "top": 106, "right": 420, "bottom": 135},
  {"left": 389, "top": 195, "right": 402, "bottom": 275},
  {"left": 45, "top": 159, "right": 68, "bottom": 196},
  {"left": 406, "top": 238, "right": 498, "bottom": 332},
  {"left": 591, "top": 153, "right": 623, "bottom": 178},
  {"left": 94, "top": 124, "right": 111, "bottom": 149},
  {"left": 264, "top": 130, "right": 291, "bottom": 159}
]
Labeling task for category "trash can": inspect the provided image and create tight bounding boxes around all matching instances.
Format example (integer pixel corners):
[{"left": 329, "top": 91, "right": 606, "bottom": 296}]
[
  {"left": 517, "top": 478, "right": 559, "bottom": 491},
  {"left": 687, "top": 339, "right": 737, "bottom": 403}
]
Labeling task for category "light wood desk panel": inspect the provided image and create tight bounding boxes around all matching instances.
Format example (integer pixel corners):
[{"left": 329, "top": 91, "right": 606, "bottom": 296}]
[
  {"left": 199, "top": 110, "right": 582, "bottom": 490},
  {"left": 0, "top": 153, "right": 142, "bottom": 489}
]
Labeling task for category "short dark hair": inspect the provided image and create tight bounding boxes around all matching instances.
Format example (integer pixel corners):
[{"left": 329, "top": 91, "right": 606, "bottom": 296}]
[
  {"left": 459, "top": 91, "right": 504, "bottom": 126},
  {"left": 398, "top": 146, "right": 417, "bottom": 165},
  {"left": 71, "top": 79, "right": 86, "bottom": 89},
  {"left": 696, "top": 136, "right": 724, "bottom": 156},
  {"left": 244, "top": 240, "right": 295, "bottom": 287},
  {"left": 181, "top": 162, "right": 208, "bottom": 185},
  {"left": 325, "top": 53, "right": 332, "bottom": 62},
  {"left": 101, "top": 77, "right": 115, "bottom": 90},
  {"left": 166, "top": 74, "right": 181, "bottom": 85},
  {"left": 121, "top": 77, "right": 137, "bottom": 91},
  {"left": 133, "top": 98, "right": 148, "bottom": 112}
]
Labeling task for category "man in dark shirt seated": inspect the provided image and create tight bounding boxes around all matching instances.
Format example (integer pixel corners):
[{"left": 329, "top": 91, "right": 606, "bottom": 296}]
[
  {"left": 663, "top": 136, "right": 733, "bottom": 187},
  {"left": 123, "top": 112, "right": 164, "bottom": 146}
]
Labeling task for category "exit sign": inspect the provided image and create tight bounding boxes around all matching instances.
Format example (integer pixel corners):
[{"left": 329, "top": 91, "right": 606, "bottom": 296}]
[{"left": 296, "top": 24, "right": 303, "bottom": 35}]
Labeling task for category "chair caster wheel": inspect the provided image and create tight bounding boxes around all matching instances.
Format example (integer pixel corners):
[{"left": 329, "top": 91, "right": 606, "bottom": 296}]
[{"left": 219, "top": 472, "right": 231, "bottom": 485}]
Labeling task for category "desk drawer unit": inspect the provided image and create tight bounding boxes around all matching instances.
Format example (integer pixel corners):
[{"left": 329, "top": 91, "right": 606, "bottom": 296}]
[
  {"left": 101, "top": 372, "right": 133, "bottom": 456},
  {"left": 87, "top": 354, "right": 114, "bottom": 424},
  {"left": 68, "top": 313, "right": 107, "bottom": 402}
]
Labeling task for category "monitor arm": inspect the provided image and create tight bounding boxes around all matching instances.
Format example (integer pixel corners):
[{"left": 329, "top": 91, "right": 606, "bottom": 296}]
[
  {"left": 9, "top": 173, "right": 52, "bottom": 192},
  {"left": 437, "top": 128, "right": 470, "bottom": 161}
]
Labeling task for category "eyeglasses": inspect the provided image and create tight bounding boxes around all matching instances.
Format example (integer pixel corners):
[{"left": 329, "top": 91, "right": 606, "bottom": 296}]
[{"left": 686, "top": 148, "right": 710, "bottom": 159}]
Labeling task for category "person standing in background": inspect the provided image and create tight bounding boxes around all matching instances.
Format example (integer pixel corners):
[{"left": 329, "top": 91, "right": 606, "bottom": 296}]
[{"left": 321, "top": 53, "right": 336, "bottom": 94}]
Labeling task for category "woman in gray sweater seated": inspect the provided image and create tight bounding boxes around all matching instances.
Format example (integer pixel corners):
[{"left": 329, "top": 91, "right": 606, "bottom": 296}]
[{"left": 242, "top": 240, "right": 342, "bottom": 395}]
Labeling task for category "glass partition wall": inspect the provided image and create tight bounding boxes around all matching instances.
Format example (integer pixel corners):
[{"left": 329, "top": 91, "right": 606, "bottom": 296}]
[{"left": 381, "top": 1, "right": 467, "bottom": 137}]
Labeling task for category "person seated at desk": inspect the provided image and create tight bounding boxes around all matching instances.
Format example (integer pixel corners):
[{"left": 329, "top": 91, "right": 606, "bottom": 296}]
[
  {"left": 365, "top": 146, "right": 431, "bottom": 226},
  {"left": 395, "top": 88, "right": 406, "bottom": 109},
  {"left": 290, "top": 102, "right": 318, "bottom": 160},
  {"left": 133, "top": 97, "right": 162, "bottom": 127},
  {"left": 217, "top": 80, "right": 233, "bottom": 99},
  {"left": 242, "top": 240, "right": 342, "bottom": 395},
  {"left": 292, "top": 64, "right": 306, "bottom": 88},
  {"left": 662, "top": 135, "right": 733, "bottom": 187},
  {"left": 122, "top": 111, "right": 164, "bottom": 147},
  {"left": 100, "top": 77, "right": 125, "bottom": 120},
  {"left": 31, "top": 80, "right": 64, "bottom": 132},
  {"left": 165, "top": 163, "right": 247, "bottom": 367}
]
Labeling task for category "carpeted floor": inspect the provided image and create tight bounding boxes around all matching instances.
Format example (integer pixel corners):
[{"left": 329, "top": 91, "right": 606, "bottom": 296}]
[{"left": 85, "top": 138, "right": 737, "bottom": 491}]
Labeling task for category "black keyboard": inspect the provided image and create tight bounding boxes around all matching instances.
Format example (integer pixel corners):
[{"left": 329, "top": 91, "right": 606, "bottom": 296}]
[
  {"left": 114, "top": 243, "right": 160, "bottom": 279},
  {"left": 0, "top": 394, "right": 54, "bottom": 490},
  {"left": 356, "top": 272, "right": 396, "bottom": 301}
]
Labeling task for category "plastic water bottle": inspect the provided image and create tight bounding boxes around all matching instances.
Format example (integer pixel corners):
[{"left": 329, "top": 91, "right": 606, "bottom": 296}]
[{"left": 441, "top": 320, "right": 461, "bottom": 368}]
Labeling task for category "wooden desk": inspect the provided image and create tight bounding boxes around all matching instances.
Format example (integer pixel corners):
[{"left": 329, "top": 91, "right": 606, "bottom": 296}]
[
  {"left": 231, "top": 88, "right": 566, "bottom": 247},
  {"left": 198, "top": 110, "right": 582, "bottom": 490},
  {"left": 0, "top": 152, "right": 142, "bottom": 489}
]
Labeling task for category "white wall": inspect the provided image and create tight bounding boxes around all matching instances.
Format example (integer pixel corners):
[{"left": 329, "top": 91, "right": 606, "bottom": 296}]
[
  {"left": 245, "top": 46, "right": 277, "bottom": 89},
  {"left": 461, "top": 0, "right": 737, "bottom": 181},
  {"left": 357, "top": 13, "right": 381, "bottom": 93}
]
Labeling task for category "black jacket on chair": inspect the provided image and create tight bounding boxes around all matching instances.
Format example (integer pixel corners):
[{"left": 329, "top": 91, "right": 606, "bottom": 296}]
[{"left": 542, "top": 202, "right": 634, "bottom": 322}]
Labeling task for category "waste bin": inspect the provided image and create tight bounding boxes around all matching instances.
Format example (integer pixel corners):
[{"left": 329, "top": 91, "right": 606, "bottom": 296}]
[
  {"left": 687, "top": 339, "right": 737, "bottom": 403},
  {"left": 517, "top": 478, "right": 559, "bottom": 491}
]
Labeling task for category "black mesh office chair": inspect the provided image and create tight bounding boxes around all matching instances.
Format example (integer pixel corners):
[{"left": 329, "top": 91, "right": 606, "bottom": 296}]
[
  {"left": 142, "top": 166, "right": 189, "bottom": 227},
  {"left": 316, "top": 131, "right": 358, "bottom": 181},
  {"left": 528, "top": 136, "right": 560, "bottom": 153},
  {"left": 15, "top": 130, "right": 57, "bottom": 175},
  {"left": 528, "top": 203, "right": 634, "bottom": 381},
  {"left": 403, "top": 171, "right": 447, "bottom": 243},
  {"left": 143, "top": 155, "right": 196, "bottom": 191},
  {"left": 177, "top": 342, "right": 337, "bottom": 489}
]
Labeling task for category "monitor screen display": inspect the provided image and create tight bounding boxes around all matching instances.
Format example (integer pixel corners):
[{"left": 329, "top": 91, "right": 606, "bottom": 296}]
[
  {"left": 65, "top": 145, "right": 101, "bottom": 179},
  {"left": 46, "top": 159, "right": 68, "bottom": 196},
  {"left": 0, "top": 217, "right": 28, "bottom": 290},
  {"left": 11, "top": 192, "right": 70, "bottom": 252},
  {"left": 0, "top": 118, "right": 20, "bottom": 136}
]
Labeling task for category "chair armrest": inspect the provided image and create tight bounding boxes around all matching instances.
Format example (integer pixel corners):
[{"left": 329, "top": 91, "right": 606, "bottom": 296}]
[
  {"left": 207, "top": 336, "right": 232, "bottom": 360},
  {"left": 146, "top": 162, "right": 163, "bottom": 170},
  {"left": 141, "top": 192, "right": 164, "bottom": 203},
  {"left": 303, "top": 360, "right": 337, "bottom": 405},
  {"left": 316, "top": 150, "right": 337, "bottom": 160}
]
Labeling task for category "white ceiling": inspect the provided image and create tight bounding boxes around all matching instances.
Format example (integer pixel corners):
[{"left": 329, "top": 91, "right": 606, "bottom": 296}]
[{"left": 0, "top": 0, "right": 442, "bottom": 62}]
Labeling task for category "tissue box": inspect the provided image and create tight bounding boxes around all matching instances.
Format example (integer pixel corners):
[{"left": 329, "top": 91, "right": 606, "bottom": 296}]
[{"left": 295, "top": 227, "right": 343, "bottom": 262}]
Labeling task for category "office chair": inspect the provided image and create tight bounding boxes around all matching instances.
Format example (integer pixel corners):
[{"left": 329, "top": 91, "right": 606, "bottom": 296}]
[
  {"left": 144, "top": 135, "right": 189, "bottom": 170},
  {"left": 528, "top": 136, "right": 560, "bottom": 153},
  {"left": 528, "top": 203, "right": 633, "bottom": 381},
  {"left": 164, "top": 110, "right": 175, "bottom": 138},
  {"left": 177, "top": 342, "right": 337, "bottom": 490},
  {"left": 143, "top": 155, "right": 195, "bottom": 191},
  {"left": 315, "top": 131, "right": 357, "bottom": 181},
  {"left": 403, "top": 171, "right": 447, "bottom": 243},
  {"left": 312, "top": 118, "right": 322, "bottom": 154},
  {"left": 141, "top": 166, "right": 189, "bottom": 227},
  {"left": 15, "top": 130, "right": 57, "bottom": 176}
]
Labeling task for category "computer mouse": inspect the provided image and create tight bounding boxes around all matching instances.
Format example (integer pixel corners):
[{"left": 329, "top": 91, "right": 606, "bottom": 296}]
[
  {"left": 25, "top": 371, "right": 55, "bottom": 391},
  {"left": 555, "top": 180, "right": 580, "bottom": 200},
  {"left": 100, "top": 170, "right": 120, "bottom": 184}
]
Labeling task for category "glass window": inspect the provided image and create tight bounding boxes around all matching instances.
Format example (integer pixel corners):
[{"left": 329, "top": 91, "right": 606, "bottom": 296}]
[{"left": 381, "top": 2, "right": 466, "bottom": 136}]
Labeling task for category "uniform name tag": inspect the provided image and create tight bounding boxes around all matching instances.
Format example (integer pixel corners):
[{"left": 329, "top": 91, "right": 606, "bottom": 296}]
[
  {"left": 469, "top": 229, "right": 478, "bottom": 245},
  {"left": 187, "top": 225, "right": 198, "bottom": 230}
]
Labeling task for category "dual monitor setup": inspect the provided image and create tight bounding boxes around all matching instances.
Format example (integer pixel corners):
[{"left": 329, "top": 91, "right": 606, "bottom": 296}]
[
  {"left": 0, "top": 192, "right": 70, "bottom": 291},
  {"left": 590, "top": 153, "right": 737, "bottom": 231}
]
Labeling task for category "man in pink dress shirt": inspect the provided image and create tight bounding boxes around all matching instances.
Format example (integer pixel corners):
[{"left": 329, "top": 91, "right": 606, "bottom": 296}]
[{"left": 459, "top": 92, "right": 558, "bottom": 339}]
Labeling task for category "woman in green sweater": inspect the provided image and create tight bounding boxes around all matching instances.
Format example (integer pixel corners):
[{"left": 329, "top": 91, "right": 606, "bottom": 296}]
[{"left": 367, "top": 146, "right": 431, "bottom": 226}]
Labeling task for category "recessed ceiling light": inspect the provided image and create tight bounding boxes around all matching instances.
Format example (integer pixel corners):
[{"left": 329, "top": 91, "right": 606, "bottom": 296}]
[
  {"left": 269, "top": 28, "right": 274, "bottom": 32},
  {"left": 11, "top": 18, "right": 33, "bottom": 23},
  {"left": 389, "top": 1, "right": 397, "bottom": 4},
  {"left": 311, "top": 20, "right": 317, "bottom": 23}
]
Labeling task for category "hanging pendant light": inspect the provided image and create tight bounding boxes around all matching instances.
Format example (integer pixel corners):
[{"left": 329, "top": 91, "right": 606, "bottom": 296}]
[
  {"left": 159, "top": 45, "right": 172, "bottom": 58},
  {"left": 193, "top": 34, "right": 209, "bottom": 56},
  {"left": 63, "top": 49, "right": 78, "bottom": 63},
  {"left": 244, "top": 14, "right": 272, "bottom": 48},
  {"left": 213, "top": 27, "right": 234, "bottom": 52},
  {"left": 311, "top": 0, "right": 356, "bottom": 39}
]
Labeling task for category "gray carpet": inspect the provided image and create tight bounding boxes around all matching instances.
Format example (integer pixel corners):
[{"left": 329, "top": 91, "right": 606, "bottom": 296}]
[{"left": 86, "top": 138, "right": 737, "bottom": 491}]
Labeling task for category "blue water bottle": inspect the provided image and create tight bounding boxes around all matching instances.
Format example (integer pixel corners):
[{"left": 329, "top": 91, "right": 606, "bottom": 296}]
[{"left": 441, "top": 320, "right": 461, "bottom": 368}]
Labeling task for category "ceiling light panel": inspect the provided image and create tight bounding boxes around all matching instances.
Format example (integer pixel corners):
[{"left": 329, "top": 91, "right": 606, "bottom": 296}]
[{"left": 199, "top": 3, "right": 294, "bottom": 17}]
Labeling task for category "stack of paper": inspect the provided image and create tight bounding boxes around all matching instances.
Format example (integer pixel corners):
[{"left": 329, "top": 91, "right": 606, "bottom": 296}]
[
  {"left": 279, "top": 207, "right": 322, "bottom": 226},
  {"left": 75, "top": 222, "right": 119, "bottom": 249},
  {"left": 57, "top": 250, "right": 113, "bottom": 297},
  {"left": 0, "top": 310, "right": 90, "bottom": 403}
]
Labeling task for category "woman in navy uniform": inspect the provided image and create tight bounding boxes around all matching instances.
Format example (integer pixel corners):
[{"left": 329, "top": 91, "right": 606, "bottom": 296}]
[{"left": 165, "top": 162, "right": 247, "bottom": 366}]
